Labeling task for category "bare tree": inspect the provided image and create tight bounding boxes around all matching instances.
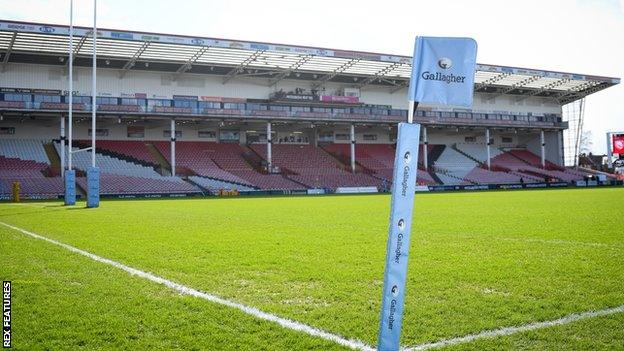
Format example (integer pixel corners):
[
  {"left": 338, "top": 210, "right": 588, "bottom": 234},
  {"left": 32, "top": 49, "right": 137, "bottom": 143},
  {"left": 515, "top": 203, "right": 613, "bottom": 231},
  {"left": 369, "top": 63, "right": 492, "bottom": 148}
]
[{"left": 579, "top": 130, "right": 593, "bottom": 155}]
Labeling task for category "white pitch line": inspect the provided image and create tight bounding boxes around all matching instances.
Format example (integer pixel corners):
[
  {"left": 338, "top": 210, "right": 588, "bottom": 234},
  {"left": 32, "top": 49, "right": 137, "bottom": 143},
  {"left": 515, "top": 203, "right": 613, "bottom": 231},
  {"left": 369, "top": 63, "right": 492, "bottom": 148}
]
[
  {"left": 0, "top": 221, "right": 374, "bottom": 351},
  {"left": 495, "top": 237, "right": 624, "bottom": 250},
  {"left": 404, "top": 304, "right": 624, "bottom": 351}
]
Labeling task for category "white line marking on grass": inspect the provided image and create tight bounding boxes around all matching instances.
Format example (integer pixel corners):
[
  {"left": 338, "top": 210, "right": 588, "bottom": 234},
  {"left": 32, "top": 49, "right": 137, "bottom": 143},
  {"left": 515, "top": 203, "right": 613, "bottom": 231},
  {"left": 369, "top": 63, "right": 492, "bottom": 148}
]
[
  {"left": 404, "top": 304, "right": 624, "bottom": 351},
  {"left": 0, "top": 221, "right": 374, "bottom": 351},
  {"left": 496, "top": 237, "right": 623, "bottom": 250}
]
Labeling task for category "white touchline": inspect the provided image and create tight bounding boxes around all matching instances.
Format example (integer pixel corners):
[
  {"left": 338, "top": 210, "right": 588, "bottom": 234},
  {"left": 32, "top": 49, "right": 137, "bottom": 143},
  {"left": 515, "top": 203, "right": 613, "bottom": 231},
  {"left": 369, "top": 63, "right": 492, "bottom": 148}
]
[
  {"left": 403, "top": 304, "right": 624, "bottom": 351},
  {"left": 0, "top": 221, "right": 375, "bottom": 351},
  {"left": 495, "top": 237, "right": 624, "bottom": 250}
]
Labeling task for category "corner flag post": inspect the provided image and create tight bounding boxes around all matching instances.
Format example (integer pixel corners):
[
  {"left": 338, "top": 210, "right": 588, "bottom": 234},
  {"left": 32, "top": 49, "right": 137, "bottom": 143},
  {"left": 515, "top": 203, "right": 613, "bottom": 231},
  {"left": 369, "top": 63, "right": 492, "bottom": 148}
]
[{"left": 377, "top": 36, "right": 477, "bottom": 351}]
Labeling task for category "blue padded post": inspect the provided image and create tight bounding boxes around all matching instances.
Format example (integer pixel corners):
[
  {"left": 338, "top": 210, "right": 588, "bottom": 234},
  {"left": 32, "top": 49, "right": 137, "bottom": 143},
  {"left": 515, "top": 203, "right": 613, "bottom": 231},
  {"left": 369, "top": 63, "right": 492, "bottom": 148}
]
[
  {"left": 86, "top": 166, "right": 100, "bottom": 208},
  {"left": 64, "top": 169, "right": 76, "bottom": 205},
  {"left": 377, "top": 122, "right": 421, "bottom": 351}
]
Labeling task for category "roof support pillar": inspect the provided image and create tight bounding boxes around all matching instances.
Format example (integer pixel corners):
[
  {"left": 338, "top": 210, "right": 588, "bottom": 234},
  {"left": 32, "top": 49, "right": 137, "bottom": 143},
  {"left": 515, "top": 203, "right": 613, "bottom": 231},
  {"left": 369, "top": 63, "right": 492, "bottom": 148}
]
[
  {"left": 60, "top": 115, "right": 66, "bottom": 178},
  {"left": 350, "top": 124, "right": 356, "bottom": 173},
  {"left": 486, "top": 128, "right": 491, "bottom": 170},
  {"left": 540, "top": 129, "right": 546, "bottom": 169},
  {"left": 266, "top": 121, "right": 272, "bottom": 172},
  {"left": 170, "top": 118, "right": 176, "bottom": 177},
  {"left": 422, "top": 126, "right": 428, "bottom": 170}
]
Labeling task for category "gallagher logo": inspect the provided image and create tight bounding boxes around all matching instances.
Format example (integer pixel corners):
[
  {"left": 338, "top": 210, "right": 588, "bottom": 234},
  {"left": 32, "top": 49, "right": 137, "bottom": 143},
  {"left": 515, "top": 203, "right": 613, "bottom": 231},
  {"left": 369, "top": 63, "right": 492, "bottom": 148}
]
[
  {"left": 438, "top": 57, "right": 452, "bottom": 69},
  {"left": 421, "top": 56, "right": 466, "bottom": 85},
  {"left": 39, "top": 26, "right": 55, "bottom": 33}
]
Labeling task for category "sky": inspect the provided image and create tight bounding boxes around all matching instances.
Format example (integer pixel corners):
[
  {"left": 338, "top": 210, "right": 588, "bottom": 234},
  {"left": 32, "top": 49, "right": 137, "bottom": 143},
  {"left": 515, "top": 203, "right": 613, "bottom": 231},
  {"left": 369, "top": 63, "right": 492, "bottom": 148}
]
[{"left": 1, "top": 0, "right": 623, "bottom": 153}]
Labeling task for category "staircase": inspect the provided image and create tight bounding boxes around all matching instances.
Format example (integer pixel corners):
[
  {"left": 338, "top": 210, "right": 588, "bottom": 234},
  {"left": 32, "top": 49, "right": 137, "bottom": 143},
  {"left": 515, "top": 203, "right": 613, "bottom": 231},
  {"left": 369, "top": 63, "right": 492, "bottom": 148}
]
[
  {"left": 452, "top": 144, "right": 483, "bottom": 165},
  {"left": 242, "top": 146, "right": 269, "bottom": 173},
  {"left": 94, "top": 144, "right": 159, "bottom": 169},
  {"left": 319, "top": 145, "right": 370, "bottom": 174},
  {"left": 428, "top": 170, "right": 443, "bottom": 184},
  {"left": 506, "top": 149, "right": 535, "bottom": 166},
  {"left": 427, "top": 145, "right": 446, "bottom": 167},
  {"left": 433, "top": 166, "right": 477, "bottom": 185},
  {"left": 146, "top": 143, "right": 172, "bottom": 176},
  {"left": 318, "top": 145, "right": 367, "bottom": 173},
  {"left": 184, "top": 177, "right": 209, "bottom": 195},
  {"left": 43, "top": 142, "right": 61, "bottom": 176},
  {"left": 74, "top": 181, "right": 87, "bottom": 198},
  {"left": 283, "top": 174, "right": 309, "bottom": 188}
]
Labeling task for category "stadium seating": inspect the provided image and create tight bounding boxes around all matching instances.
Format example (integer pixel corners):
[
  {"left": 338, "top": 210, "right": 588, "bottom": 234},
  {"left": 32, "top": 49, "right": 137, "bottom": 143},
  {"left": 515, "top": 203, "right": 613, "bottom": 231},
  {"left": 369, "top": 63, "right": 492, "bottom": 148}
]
[
  {"left": 452, "top": 143, "right": 530, "bottom": 184},
  {"left": 455, "top": 143, "right": 503, "bottom": 163},
  {"left": 251, "top": 144, "right": 382, "bottom": 189},
  {"left": 0, "top": 137, "right": 595, "bottom": 197},
  {"left": 323, "top": 143, "right": 395, "bottom": 170},
  {"left": 415, "top": 171, "right": 437, "bottom": 186},
  {"left": 289, "top": 172, "right": 381, "bottom": 189},
  {"left": 89, "top": 140, "right": 157, "bottom": 165},
  {"left": 0, "top": 155, "right": 63, "bottom": 198},
  {"left": 453, "top": 143, "right": 589, "bottom": 183},
  {"left": 76, "top": 173, "right": 198, "bottom": 195},
  {"left": 228, "top": 170, "right": 304, "bottom": 190},
  {"left": 50, "top": 141, "right": 201, "bottom": 195},
  {"left": 490, "top": 149, "right": 586, "bottom": 182},
  {"left": 432, "top": 147, "right": 478, "bottom": 184},
  {"left": 0, "top": 139, "right": 50, "bottom": 163},
  {"left": 0, "top": 140, "right": 63, "bottom": 198},
  {"left": 153, "top": 141, "right": 253, "bottom": 185},
  {"left": 463, "top": 166, "right": 523, "bottom": 184},
  {"left": 55, "top": 142, "right": 167, "bottom": 180},
  {"left": 188, "top": 176, "right": 255, "bottom": 192},
  {"left": 433, "top": 172, "right": 469, "bottom": 186},
  {"left": 207, "top": 143, "right": 256, "bottom": 170},
  {"left": 151, "top": 141, "right": 303, "bottom": 190},
  {"left": 252, "top": 144, "right": 341, "bottom": 173},
  {"left": 321, "top": 143, "right": 439, "bottom": 186},
  {"left": 507, "top": 149, "right": 587, "bottom": 182}
]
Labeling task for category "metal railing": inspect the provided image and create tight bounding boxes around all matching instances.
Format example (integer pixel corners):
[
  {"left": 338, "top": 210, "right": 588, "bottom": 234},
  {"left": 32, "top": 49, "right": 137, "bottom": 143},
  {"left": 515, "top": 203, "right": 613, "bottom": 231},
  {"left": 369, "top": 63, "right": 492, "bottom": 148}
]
[{"left": 0, "top": 101, "right": 567, "bottom": 128}]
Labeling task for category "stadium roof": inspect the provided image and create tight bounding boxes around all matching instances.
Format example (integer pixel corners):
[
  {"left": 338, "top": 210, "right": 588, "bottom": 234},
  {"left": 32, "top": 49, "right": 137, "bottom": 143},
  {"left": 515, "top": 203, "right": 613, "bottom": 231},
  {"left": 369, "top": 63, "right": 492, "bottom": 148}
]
[{"left": 0, "top": 20, "right": 619, "bottom": 104}]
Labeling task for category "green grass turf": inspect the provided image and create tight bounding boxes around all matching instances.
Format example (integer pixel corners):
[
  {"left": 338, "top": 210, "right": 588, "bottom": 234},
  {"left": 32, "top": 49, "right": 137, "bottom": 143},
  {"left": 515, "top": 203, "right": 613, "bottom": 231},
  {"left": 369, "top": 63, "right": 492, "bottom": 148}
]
[
  {"left": 0, "top": 225, "right": 348, "bottom": 351},
  {"left": 0, "top": 187, "right": 623, "bottom": 350}
]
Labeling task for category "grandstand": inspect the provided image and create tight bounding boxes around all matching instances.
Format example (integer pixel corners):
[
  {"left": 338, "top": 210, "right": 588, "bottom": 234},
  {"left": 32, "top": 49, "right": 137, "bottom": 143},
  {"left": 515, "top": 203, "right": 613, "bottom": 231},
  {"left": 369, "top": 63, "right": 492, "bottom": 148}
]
[{"left": 0, "top": 20, "right": 619, "bottom": 198}]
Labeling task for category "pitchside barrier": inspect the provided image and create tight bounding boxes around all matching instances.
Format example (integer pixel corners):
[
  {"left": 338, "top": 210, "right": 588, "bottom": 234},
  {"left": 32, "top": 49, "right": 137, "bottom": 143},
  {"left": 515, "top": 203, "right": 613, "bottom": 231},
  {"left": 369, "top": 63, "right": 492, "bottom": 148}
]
[
  {"left": 2, "top": 181, "right": 621, "bottom": 202},
  {"left": 335, "top": 186, "right": 379, "bottom": 194},
  {"left": 427, "top": 182, "right": 570, "bottom": 191}
]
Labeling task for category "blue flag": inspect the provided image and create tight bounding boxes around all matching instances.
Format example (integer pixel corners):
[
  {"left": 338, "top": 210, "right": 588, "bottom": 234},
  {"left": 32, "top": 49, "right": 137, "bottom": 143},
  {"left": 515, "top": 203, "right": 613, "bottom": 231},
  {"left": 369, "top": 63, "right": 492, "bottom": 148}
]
[{"left": 408, "top": 37, "right": 477, "bottom": 107}]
